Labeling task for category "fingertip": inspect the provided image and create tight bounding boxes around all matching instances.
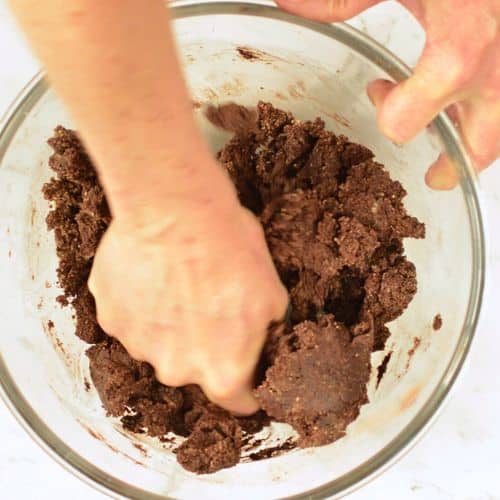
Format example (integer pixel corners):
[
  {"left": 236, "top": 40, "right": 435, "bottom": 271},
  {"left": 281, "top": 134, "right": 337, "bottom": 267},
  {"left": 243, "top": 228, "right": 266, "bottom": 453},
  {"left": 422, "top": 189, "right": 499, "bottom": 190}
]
[
  {"left": 230, "top": 395, "right": 260, "bottom": 417},
  {"left": 203, "top": 364, "right": 261, "bottom": 415},
  {"left": 367, "top": 79, "right": 395, "bottom": 107},
  {"left": 425, "top": 154, "right": 459, "bottom": 190},
  {"left": 87, "top": 273, "right": 96, "bottom": 295},
  {"left": 275, "top": 284, "right": 290, "bottom": 319},
  {"left": 367, "top": 80, "right": 411, "bottom": 144},
  {"left": 274, "top": 0, "right": 324, "bottom": 22},
  {"left": 205, "top": 385, "right": 260, "bottom": 416},
  {"left": 276, "top": 0, "right": 384, "bottom": 23}
]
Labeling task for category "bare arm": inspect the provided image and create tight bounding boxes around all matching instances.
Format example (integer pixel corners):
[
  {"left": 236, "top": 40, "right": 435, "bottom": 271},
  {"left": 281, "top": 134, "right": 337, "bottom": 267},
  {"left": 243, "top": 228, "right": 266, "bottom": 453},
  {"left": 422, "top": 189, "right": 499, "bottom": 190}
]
[
  {"left": 9, "top": 0, "right": 288, "bottom": 414},
  {"left": 8, "top": 0, "right": 233, "bottom": 216}
]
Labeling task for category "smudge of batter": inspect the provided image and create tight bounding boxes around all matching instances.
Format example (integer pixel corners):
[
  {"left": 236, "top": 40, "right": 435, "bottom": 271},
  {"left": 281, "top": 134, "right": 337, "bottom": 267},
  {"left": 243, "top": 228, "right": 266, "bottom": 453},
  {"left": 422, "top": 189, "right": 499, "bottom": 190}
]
[
  {"left": 376, "top": 351, "right": 392, "bottom": 389},
  {"left": 246, "top": 437, "right": 297, "bottom": 461},
  {"left": 236, "top": 46, "right": 263, "bottom": 61},
  {"left": 433, "top": 314, "right": 442, "bottom": 331}
]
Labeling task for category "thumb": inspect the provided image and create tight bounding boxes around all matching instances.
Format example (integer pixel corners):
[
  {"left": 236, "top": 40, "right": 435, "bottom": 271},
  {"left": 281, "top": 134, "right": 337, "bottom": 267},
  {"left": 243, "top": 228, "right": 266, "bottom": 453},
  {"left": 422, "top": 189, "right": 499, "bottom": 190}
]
[
  {"left": 275, "top": 0, "right": 384, "bottom": 23},
  {"left": 366, "top": 46, "right": 463, "bottom": 144}
]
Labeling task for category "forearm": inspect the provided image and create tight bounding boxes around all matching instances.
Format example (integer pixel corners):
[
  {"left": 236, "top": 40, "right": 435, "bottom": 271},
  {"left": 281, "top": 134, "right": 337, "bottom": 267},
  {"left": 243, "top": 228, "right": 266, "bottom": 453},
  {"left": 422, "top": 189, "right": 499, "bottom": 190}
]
[{"left": 9, "top": 0, "right": 233, "bottom": 218}]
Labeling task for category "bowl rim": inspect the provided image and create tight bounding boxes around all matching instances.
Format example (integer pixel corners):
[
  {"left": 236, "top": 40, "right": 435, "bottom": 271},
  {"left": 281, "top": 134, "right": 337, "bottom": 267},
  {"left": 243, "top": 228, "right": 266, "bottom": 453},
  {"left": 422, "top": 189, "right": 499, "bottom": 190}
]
[{"left": 0, "top": 1, "right": 485, "bottom": 498}]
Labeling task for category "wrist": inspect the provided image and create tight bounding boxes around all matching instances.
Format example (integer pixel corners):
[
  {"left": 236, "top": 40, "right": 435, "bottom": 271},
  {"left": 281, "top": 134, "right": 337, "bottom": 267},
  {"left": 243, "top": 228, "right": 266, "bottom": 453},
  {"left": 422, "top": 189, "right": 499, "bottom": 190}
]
[{"left": 105, "top": 149, "right": 239, "bottom": 230}]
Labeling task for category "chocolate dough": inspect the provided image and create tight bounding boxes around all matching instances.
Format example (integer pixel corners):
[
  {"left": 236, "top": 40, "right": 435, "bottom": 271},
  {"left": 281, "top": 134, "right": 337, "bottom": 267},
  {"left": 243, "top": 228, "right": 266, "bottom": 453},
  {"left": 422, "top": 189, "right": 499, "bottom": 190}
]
[{"left": 43, "top": 102, "right": 424, "bottom": 474}]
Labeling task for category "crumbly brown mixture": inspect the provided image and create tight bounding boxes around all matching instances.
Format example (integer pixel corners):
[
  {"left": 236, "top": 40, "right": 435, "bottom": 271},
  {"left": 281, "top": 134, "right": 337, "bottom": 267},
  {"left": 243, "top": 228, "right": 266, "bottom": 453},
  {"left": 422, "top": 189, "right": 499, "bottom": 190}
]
[{"left": 43, "top": 102, "right": 424, "bottom": 474}]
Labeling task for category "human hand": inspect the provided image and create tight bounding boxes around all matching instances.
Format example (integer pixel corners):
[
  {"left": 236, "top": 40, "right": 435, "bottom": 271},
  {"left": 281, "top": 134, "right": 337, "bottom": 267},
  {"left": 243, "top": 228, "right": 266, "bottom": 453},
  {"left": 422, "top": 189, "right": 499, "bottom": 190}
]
[
  {"left": 88, "top": 159, "right": 288, "bottom": 415},
  {"left": 276, "top": 0, "right": 500, "bottom": 189}
]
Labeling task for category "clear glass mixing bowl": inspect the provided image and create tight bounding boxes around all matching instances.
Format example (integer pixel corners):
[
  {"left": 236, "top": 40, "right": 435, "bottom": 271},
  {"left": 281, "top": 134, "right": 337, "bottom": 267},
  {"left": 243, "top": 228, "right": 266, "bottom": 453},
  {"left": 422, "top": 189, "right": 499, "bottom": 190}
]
[{"left": 0, "top": 1, "right": 485, "bottom": 498}]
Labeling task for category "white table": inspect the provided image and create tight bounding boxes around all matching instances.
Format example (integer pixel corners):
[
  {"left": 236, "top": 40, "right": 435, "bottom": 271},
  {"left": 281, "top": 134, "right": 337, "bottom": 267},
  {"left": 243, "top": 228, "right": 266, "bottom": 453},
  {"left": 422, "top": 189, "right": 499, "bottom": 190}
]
[{"left": 1, "top": 1, "right": 498, "bottom": 498}]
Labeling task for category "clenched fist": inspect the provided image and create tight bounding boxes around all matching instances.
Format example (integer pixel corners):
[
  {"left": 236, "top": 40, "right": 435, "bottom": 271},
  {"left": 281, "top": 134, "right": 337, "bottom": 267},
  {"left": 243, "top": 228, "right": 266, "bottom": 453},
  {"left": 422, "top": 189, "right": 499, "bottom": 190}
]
[{"left": 88, "top": 163, "right": 288, "bottom": 415}]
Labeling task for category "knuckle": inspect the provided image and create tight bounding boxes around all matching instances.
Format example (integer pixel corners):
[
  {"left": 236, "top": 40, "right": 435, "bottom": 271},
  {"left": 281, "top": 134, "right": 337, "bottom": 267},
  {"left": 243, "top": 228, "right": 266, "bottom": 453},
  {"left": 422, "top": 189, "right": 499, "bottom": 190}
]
[
  {"left": 249, "top": 297, "right": 272, "bottom": 319},
  {"left": 155, "top": 367, "right": 188, "bottom": 387},
  {"left": 95, "top": 310, "right": 115, "bottom": 335},
  {"left": 473, "top": 149, "right": 497, "bottom": 171},
  {"left": 442, "top": 54, "right": 469, "bottom": 89},
  {"left": 418, "top": 52, "right": 467, "bottom": 98},
  {"left": 275, "top": 284, "right": 290, "bottom": 312},
  {"left": 151, "top": 351, "right": 190, "bottom": 387},
  {"left": 327, "top": 0, "right": 349, "bottom": 20},
  {"left": 205, "top": 368, "right": 248, "bottom": 400},
  {"left": 87, "top": 275, "right": 96, "bottom": 295},
  {"left": 122, "top": 341, "right": 145, "bottom": 362}
]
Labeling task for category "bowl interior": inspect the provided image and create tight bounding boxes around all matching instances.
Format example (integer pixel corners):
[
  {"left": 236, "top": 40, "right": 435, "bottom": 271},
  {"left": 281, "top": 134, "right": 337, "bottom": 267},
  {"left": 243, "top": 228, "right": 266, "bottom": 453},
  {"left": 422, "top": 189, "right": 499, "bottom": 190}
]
[{"left": 0, "top": 5, "right": 481, "bottom": 499}]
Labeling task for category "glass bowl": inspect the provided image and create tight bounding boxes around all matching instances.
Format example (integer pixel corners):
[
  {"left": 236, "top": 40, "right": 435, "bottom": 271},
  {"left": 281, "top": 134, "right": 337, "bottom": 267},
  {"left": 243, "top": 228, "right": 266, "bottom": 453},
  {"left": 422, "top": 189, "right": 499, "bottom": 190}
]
[{"left": 0, "top": 1, "right": 484, "bottom": 498}]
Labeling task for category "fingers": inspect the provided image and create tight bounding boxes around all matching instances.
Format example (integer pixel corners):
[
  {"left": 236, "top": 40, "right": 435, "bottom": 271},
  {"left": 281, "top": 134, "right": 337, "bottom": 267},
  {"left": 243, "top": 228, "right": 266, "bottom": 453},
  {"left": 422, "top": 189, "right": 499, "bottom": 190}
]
[
  {"left": 275, "top": 0, "right": 384, "bottom": 23},
  {"left": 201, "top": 288, "right": 287, "bottom": 415},
  {"left": 368, "top": 73, "right": 459, "bottom": 146},
  {"left": 154, "top": 356, "right": 260, "bottom": 415},
  {"left": 367, "top": 79, "right": 395, "bottom": 109},
  {"left": 87, "top": 266, "right": 97, "bottom": 296},
  {"left": 368, "top": 81, "right": 461, "bottom": 189},
  {"left": 202, "top": 329, "right": 262, "bottom": 415},
  {"left": 204, "top": 377, "right": 260, "bottom": 416},
  {"left": 367, "top": 62, "right": 499, "bottom": 191},
  {"left": 273, "top": 281, "right": 291, "bottom": 322},
  {"left": 369, "top": 82, "right": 498, "bottom": 190},
  {"left": 365, "top": 15, "right": 485, "bottom": 144},
  {"left": 426, "top": 97, "right": 500, "bottom": 190},
  {"left": 425, "top": 153, "right": 459, "bottom": 190},
  {"left": 458, "top": 97, "right": 500, "bottom": 172}
]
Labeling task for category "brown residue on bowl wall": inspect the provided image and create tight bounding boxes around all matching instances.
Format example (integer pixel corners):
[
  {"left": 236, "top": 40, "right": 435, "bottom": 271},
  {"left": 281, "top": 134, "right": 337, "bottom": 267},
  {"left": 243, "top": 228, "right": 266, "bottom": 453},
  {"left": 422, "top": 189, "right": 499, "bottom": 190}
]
[
  {"left": 331, "top": 112, "right": 351, "bottom": 128},
  {"left": 77, "top": 419, "right": 145, "bottom": 466},
  {"left": 203, "top": 87, "right": 218, "bottom": 100},
  {"left": 133, "top": 442, "right": 148, "bottom": 456},
  {"left": 376, "top": 351, "right": 392, "bottom": 389},
  {"left": 44, "top": 319, "right": 66, "bottom": 356},
  {"left": 400, "top": 385, "right": 421, "bottom": 411},
  {"left": 433, "top": 314, "right": 443, "bottom": 331},
  {"left": 205, "top": 103, "right": 257, "bottom": 134},
  {"left": 408, "top": 337, "right": 421, "bottom": 358},
  {"left": 235, "top": 45, "right": 289, "bottom": 66},
  {"left": 246, "top": 437, "right": 297, "bottom": 461},
  {"left": 404, "top": 337, "right": 421, "bottom": 371},
  {"left": 288, "top": 82, "right": 305, "bottom": 99},
  {"left": 236, "top": 46, "right": 263, "bottom": 61},
  {"left": 274, "top": 91, "right": 288, "bottom": 101},
  {"left": 221, "top": 77, "right": 245, "bottom": 97}
]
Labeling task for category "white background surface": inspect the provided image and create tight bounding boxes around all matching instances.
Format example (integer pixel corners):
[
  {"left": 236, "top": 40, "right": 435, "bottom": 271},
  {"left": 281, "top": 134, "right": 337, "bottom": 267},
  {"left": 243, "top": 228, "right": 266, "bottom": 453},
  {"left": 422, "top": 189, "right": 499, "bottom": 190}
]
[{"left": 0, "top": 1, "right": 499, "bottom": 498}]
